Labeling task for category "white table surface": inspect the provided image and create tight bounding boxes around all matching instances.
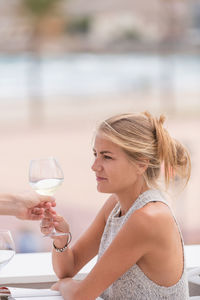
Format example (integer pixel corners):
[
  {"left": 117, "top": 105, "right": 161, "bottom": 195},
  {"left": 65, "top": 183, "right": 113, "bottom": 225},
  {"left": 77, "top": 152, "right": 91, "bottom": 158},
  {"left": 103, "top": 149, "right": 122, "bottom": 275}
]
[
  {"left": 0, "top": 252, "right": 97, "bottom": 285},
  {"left": 0, "top": 245, "right": 200, "bottom": 285}
]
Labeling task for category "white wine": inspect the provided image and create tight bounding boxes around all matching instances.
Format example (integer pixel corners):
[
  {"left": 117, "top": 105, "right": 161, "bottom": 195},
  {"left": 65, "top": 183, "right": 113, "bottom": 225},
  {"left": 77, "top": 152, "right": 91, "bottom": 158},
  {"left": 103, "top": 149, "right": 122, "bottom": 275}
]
[
  {"left": 0, "top": 250, "right": 15, "bottom": 270},
  {"left": 30, "top": 178, "right": 63, "bottom": 196}
]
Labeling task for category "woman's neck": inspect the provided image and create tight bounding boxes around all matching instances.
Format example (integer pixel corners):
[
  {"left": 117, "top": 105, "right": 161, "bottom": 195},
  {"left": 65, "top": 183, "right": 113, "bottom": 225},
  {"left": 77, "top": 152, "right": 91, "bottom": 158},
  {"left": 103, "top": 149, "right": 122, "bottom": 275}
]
[{"left": 115, "top": 182, "right": 149, "bottom": 216}]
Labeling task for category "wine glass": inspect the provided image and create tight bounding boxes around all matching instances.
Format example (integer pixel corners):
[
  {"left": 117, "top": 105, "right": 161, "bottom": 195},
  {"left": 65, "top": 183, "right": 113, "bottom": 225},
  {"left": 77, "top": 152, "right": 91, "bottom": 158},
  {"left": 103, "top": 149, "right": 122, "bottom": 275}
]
[
  {"left": 29, "top": 157, "right": 66, "bottom": 237},
  {"left": 0, "top": 230, "right": 15, "bottom": 271}
]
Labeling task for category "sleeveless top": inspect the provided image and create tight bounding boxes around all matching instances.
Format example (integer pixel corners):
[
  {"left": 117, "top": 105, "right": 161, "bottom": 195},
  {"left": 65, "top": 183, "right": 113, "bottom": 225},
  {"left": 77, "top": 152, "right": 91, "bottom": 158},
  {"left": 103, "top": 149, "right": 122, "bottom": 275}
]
[{"left": 97, "top": 189, "right": 189, "bottom": 300}]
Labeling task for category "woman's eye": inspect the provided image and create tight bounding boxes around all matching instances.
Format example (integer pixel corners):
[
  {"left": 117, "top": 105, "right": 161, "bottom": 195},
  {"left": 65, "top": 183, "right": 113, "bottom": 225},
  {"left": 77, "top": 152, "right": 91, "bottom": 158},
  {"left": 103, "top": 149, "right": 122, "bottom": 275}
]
[
  {"left": 104, "top": 155, "right": 112, "bottom": 160},
  {"left": 93, "top": 152, "right": 97, "bottom": 157}
]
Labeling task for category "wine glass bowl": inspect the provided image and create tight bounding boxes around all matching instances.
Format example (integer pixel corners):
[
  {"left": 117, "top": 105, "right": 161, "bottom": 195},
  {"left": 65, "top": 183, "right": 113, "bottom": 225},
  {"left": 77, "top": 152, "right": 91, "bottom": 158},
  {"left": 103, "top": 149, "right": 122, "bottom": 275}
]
[
  {"left": 0, "top": 230, "right": 15, "bottom": 271},
  {"left": 29, "top": 157, "right": 64, "bottom": 195},
  {"left": 29, "top": 157, "right": 65, "bottom": 237}
]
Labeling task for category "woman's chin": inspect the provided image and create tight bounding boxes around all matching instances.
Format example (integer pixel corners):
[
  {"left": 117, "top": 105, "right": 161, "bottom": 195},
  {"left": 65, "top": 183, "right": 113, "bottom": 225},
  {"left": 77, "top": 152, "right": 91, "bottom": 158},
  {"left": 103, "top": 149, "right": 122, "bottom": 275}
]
[{"left": 97, "top": 184, "right": 112, "bottom": 194}]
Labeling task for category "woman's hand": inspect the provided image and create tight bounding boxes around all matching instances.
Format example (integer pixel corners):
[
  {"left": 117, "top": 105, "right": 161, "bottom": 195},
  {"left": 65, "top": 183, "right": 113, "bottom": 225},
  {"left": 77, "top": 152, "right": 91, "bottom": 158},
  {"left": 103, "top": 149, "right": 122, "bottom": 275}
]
[
  {"left": 51, "top": 278, "right": 81, "bottom": 300},
  {"left": 40, "top": 209, "right": 70, "bottom": 240}
]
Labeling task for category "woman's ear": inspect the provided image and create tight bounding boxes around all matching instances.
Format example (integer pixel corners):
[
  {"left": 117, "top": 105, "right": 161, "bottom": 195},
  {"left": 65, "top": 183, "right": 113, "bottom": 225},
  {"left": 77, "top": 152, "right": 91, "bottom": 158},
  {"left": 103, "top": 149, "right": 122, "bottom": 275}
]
[{"left": 137, "top": 159, "right": 149, "bottom": 175}]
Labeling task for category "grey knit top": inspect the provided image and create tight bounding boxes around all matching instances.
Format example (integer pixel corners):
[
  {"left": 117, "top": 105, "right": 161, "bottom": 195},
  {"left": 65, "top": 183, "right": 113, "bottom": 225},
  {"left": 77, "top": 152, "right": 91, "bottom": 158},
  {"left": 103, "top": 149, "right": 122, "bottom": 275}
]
[{"left": 97, "top": 189, "right": 189, "bottom": 300}]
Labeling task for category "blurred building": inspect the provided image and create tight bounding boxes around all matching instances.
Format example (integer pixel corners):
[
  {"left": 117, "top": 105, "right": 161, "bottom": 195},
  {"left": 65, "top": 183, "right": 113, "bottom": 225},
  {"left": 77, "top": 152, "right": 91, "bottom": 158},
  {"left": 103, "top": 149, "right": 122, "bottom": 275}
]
[
  {"left": 0, "top": 1, "right": 30, "bottom": 52},
  {"left": 0, "top": 0, "right": 199, "bottom": 53},
  {"left": 66, "top": 0, "right": 187, "bottom": 51},
  {"left": 188, "top": 0, "right": 200, "bottom": 46}
]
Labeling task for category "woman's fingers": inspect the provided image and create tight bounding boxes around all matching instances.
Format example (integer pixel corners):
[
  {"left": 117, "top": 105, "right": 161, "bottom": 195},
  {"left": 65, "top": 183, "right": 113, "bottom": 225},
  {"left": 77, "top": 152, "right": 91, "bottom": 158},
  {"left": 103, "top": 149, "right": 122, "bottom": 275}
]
[
  {"left": 40, "top": 216, "right": 54, "bottom": 235},
  {"left": 43, "top": 209, "right": 57, "bottom": 219},
  {"left": 53, "top": 216, "right": 69, "bottom": 234},
  {"left": 51, "top": 281, "right": 60, "bottom": 290}
]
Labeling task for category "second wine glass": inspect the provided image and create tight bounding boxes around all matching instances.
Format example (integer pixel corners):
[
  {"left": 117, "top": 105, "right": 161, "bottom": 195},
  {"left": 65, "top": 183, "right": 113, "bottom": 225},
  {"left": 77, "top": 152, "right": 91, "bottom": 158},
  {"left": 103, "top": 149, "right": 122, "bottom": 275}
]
[
  {"left": 0, "top": 230, "right": 15, "bottom": 271},
  {"left": 29, "top": 157, "right": 66, "bottom": 237}
]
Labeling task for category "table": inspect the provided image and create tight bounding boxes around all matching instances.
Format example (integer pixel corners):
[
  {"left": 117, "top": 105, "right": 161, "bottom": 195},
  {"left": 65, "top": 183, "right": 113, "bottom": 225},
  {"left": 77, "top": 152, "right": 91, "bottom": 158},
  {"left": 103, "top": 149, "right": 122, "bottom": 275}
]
[
  {"left": 0, "top": 245, "right": 200, "bottom": 288},
  {"left": 185, "top": 244, "right": 200, "bottom": 269},
  {"left": 0, "top": 252, "right": 97, "bottom": 288}
]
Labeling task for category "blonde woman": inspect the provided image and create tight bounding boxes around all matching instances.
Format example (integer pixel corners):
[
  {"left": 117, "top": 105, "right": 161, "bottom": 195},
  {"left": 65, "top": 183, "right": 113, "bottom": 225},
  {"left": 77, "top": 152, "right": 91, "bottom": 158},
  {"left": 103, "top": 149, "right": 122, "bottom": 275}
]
[{"left": 45, "top": 112, "right": 191, "bottom": 300}]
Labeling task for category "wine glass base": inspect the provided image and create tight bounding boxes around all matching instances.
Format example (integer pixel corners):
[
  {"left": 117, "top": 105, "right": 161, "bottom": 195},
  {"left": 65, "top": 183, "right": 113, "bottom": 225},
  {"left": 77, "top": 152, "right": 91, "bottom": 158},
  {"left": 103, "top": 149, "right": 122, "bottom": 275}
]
[{"left": 43, "top": 232, "right": 69, "bottom": 238}]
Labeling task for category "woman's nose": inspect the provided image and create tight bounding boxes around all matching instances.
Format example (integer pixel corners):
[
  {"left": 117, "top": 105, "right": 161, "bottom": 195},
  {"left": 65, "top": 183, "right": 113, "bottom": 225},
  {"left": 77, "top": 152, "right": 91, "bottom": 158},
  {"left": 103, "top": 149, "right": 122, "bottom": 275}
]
[{"left": 91, "top": 158, "right": 102, "bottom": 172}]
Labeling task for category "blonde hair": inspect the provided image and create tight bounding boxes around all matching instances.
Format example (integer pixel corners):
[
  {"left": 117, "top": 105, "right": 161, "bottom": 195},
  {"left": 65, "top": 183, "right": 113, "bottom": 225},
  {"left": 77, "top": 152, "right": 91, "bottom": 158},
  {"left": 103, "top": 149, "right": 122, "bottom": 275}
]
[{"left": 98, "top": 112, "right": 191, "bottom": 189}]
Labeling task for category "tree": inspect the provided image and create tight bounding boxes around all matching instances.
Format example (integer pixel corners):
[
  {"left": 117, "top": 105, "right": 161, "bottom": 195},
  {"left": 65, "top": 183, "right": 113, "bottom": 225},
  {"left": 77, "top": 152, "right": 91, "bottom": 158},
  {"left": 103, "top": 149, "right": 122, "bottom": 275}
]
[
  {"left": 20, "top": 0, "right": 64, "bottom": 126},
  {"left": 159, "top": 0, "right": 187, "bottom": 114}
]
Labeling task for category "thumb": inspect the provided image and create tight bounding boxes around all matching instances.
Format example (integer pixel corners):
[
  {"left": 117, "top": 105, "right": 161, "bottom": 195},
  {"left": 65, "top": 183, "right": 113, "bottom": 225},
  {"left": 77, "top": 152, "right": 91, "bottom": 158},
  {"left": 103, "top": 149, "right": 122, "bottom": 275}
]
[{"left": 38, "top": 195, "right": 56, "bottom": 203}]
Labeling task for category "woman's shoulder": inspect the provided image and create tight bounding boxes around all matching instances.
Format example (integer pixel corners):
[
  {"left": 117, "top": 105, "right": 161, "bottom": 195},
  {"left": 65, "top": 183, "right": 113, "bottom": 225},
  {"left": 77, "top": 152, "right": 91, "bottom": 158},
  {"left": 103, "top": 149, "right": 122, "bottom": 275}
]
[
  {"left": 128, "top": 201, "right": 174, "bottom": 239},
  {"left": 137, "top": 200, "right": 171, "bottom": 218}
]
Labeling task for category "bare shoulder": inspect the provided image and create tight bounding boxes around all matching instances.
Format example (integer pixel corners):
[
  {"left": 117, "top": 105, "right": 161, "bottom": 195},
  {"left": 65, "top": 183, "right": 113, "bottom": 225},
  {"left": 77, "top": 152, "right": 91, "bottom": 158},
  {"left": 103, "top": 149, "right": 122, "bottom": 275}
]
[{"left": 128, "top": 201, "right": 173, "bottom": 239}]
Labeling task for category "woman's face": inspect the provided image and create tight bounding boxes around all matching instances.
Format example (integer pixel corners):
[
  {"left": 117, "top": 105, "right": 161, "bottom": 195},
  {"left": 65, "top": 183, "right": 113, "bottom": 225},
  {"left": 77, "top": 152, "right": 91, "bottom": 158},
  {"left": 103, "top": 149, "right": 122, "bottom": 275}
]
[{"left": 91, "top": 133, "right": 141, "bottom": 194}]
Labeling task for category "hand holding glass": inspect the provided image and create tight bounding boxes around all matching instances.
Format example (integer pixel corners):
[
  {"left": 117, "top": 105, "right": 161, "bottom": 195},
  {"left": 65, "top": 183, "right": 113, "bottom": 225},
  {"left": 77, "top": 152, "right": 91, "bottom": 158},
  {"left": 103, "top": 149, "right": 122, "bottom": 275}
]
[
  {"left": 0, "top": 230, "right": 15, "bottom": 271},
  {"left": 29, "top": 157, "right": 66, "bottom": 237}
]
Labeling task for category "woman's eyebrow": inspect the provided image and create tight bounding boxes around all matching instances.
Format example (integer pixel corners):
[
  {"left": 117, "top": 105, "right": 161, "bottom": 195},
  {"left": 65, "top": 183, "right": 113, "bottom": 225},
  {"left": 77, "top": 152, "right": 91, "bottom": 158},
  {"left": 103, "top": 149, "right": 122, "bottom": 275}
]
[
  {"left": 93, "top": 148, "right": 113, "bottom": 154},
  {"left": 100, "top": 150, "right": 113, "bottom": 154}
]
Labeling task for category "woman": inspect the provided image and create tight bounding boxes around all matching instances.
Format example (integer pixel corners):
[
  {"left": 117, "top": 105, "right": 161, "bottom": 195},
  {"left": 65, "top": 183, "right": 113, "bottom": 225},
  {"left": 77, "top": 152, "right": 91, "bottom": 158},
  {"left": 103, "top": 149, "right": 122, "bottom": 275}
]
[
  {"left": 45, "top": 112, "right": 191, "bottom": 300},
  {"left": 0, "top": 191, "right": 55, "bottom": 220}
]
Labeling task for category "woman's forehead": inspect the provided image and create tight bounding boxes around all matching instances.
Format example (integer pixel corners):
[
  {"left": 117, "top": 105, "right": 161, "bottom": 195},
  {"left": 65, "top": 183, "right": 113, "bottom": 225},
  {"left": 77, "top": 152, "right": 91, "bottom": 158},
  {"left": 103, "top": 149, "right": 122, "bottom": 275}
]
[{"left": 93, "top": 133, "right": 121, "bottom": 153}]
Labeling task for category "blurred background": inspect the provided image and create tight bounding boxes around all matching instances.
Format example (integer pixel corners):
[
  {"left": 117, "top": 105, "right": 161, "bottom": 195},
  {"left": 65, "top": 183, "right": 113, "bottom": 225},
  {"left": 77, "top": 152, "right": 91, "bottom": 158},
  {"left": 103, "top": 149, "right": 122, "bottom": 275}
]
[{"left": 0, "top": 0, "right": 200, "bottom": 252}]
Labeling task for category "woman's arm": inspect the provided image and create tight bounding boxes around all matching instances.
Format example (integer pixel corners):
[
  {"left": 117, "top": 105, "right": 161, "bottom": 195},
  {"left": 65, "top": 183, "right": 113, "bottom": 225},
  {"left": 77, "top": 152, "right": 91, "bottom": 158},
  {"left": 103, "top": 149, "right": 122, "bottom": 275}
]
[
  {"left": 51, "top": 195, "right": 117, "bottom": 279},
  {"left": 53, "top": 208, "right": 157, "bottom": 300}
]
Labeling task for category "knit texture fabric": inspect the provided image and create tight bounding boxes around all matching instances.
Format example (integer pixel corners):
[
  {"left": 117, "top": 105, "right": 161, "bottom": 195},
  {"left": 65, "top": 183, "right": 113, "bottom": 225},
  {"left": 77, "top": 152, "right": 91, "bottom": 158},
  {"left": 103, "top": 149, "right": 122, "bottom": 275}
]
[{"left": 98, "top": 189, "right": 189, "bottom": 300}]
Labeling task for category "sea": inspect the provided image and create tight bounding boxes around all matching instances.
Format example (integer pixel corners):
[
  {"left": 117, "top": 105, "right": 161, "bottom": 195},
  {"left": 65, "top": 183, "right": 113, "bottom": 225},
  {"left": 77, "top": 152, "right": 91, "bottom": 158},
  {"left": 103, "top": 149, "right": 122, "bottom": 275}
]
[{"left": 0, "top": 53, "right": 199, "bottom": 101}]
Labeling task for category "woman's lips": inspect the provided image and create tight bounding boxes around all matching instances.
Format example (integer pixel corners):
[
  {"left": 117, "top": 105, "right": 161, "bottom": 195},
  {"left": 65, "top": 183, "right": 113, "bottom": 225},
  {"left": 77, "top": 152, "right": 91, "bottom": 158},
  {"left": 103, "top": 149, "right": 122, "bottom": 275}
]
[{"left": 96, "top": 176, "right": 107, "bottom": 181}]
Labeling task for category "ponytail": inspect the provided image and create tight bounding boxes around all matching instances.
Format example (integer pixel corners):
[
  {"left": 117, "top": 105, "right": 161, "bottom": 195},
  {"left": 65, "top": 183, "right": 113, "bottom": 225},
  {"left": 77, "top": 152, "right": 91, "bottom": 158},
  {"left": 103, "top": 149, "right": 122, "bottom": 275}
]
[{"left": 144, "top": 112, "right": 191, "bottom": 187}]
